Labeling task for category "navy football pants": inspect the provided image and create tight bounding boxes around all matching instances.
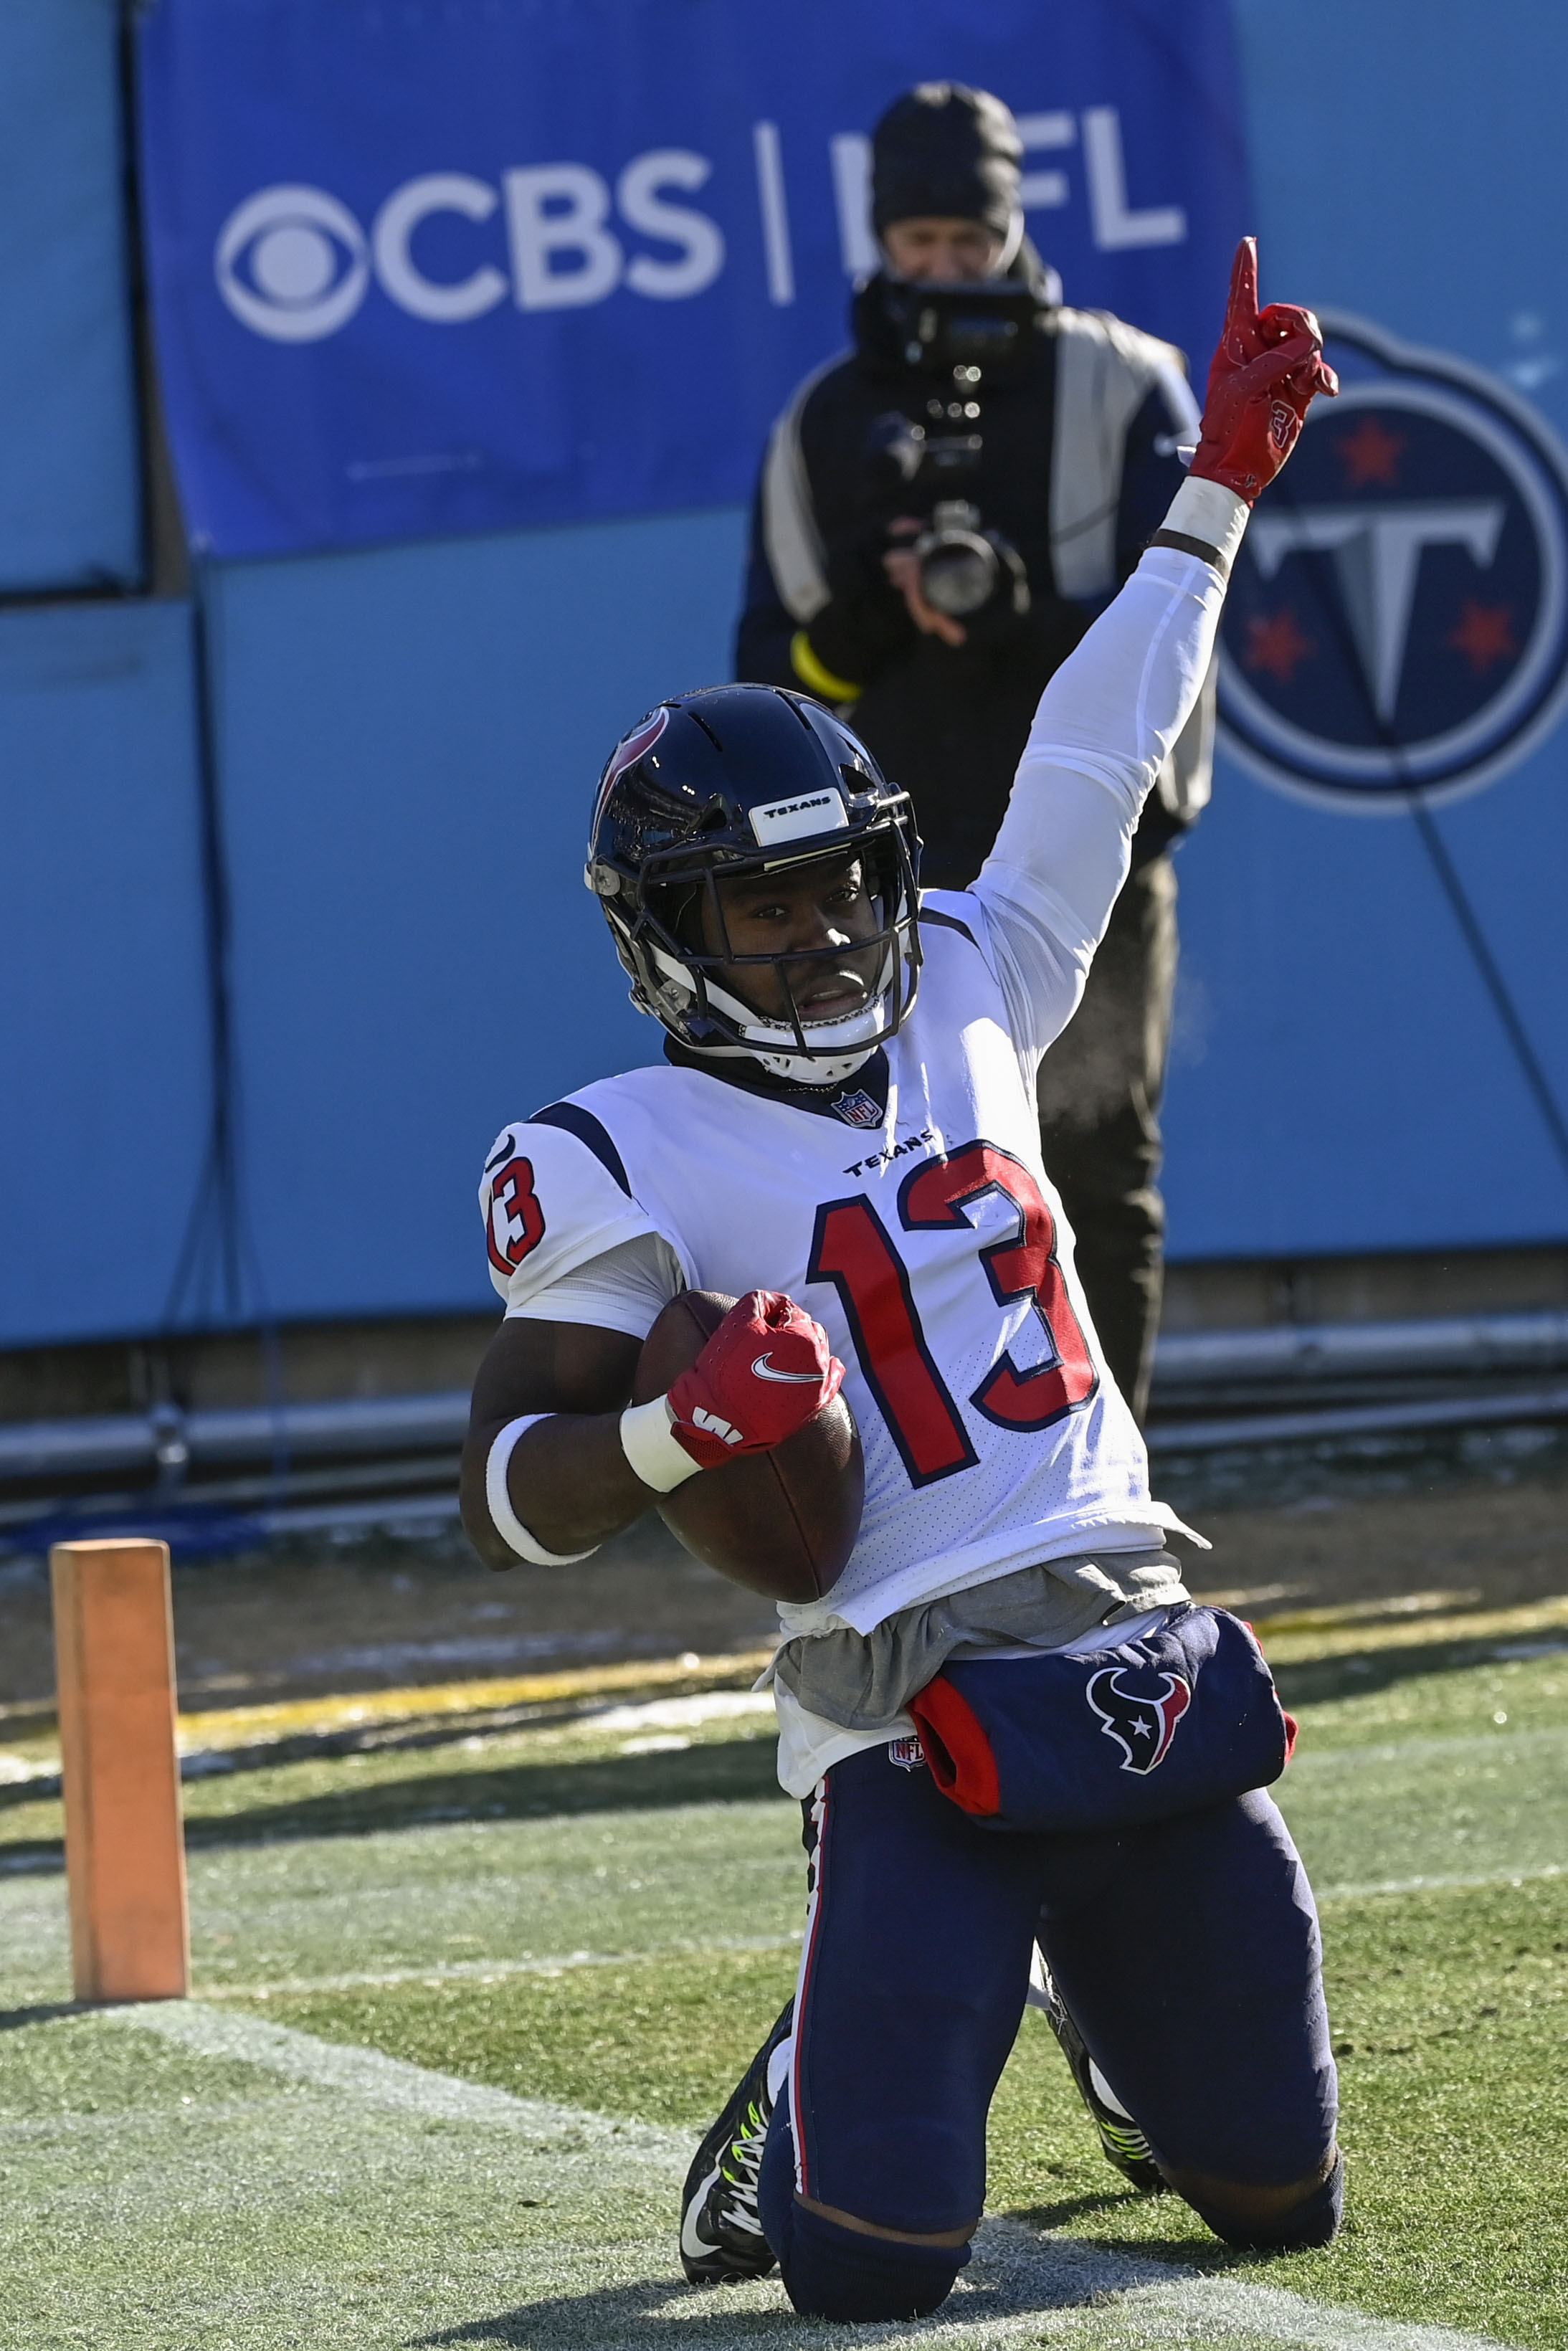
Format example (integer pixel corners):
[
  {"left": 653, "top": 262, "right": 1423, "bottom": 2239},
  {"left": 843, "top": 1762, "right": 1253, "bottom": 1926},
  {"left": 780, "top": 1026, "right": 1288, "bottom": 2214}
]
[{"left": 761, "top": 1726, "right": 1337, "bottom": 2248}]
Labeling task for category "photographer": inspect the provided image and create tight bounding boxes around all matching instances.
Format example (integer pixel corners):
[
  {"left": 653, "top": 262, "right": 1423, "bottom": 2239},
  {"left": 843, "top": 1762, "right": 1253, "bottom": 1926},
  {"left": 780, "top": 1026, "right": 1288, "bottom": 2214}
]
[{"left": 736, "top": 83, "right": 1213, "bottom": 1420}]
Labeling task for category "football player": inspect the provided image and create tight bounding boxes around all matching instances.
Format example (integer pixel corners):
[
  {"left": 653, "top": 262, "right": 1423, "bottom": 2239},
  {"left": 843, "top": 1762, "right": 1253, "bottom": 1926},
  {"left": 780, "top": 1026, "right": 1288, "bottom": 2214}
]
[{"left": 461, "top": 242, "right": 1341, "bottom": 2323}]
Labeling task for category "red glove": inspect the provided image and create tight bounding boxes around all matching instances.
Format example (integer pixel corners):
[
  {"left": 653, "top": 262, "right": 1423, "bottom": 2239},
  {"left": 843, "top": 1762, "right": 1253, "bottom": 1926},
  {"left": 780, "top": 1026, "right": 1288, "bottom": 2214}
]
[
  {"left": 668, "top": 1291, "right": 845, "bottom": 1470},
  {"left": 1191, "top": 237, "right": 1339, "bottom": 503}
]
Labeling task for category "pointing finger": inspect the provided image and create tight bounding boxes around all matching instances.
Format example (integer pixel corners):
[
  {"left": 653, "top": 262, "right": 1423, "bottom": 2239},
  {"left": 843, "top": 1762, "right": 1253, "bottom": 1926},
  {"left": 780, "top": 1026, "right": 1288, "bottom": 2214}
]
[{"left": 1226, "top": 236, "right": 1260, "bottom": 335}]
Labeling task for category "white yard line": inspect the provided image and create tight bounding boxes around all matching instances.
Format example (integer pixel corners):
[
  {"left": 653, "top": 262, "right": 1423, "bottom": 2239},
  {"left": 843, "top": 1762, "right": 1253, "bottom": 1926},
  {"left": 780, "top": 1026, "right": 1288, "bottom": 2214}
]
[
  {"left": 187, "top": 1856, "right": 1568, "bottom": 1999},
  {"left": 106, "top": 1995, "right": 686, "bottom": 2161},
  {"left": 1318, "top": 1861, "right": 1564, "bottom": 1901},
  {"left": 949, "top": 2222, "right": 1515, "bottom": 2351},
  {"left": 199, "top": 1929, "right": 803, "bottom": 1998},
  {"left": 105, "top": 2003, "right": 1514, "bottom": 2351}
]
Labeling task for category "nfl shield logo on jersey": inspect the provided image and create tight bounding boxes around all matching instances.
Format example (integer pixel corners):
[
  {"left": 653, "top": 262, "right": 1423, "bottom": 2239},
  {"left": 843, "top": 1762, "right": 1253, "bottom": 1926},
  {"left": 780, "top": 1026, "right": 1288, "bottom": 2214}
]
[
  {"left": 887, "top": 1733, "right": 927, "bottom": 1771},
  {"left": 830, "top": 1088, "right": 882, "bottom": 1129}
]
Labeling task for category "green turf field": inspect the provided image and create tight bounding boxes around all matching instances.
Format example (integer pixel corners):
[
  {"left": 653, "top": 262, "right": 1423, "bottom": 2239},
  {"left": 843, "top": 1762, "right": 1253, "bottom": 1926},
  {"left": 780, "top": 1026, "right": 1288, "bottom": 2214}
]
[{"left": 1, "top": 1623, "right": 1564, "bottom": 2349}]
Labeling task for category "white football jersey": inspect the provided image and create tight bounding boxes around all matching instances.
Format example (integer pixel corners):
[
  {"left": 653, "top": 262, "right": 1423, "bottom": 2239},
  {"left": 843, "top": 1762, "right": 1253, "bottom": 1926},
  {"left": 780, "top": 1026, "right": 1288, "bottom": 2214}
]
[
  {"left": 483, "top": 894, "right": 1190, "bottom": 1639},
  {"left": 478, "top": 511, "right": 1239, "bottom": 1640}
]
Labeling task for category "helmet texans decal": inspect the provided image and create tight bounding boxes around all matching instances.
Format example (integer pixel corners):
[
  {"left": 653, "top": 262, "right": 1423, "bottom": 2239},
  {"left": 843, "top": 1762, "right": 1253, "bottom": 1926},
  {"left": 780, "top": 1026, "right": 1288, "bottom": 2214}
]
[
  {"left": 1085, "top": 1667, "right": 1192, "bottom": 1774},
  {"left": 591, "top": 706, "right": 670, "bottom": 836}
]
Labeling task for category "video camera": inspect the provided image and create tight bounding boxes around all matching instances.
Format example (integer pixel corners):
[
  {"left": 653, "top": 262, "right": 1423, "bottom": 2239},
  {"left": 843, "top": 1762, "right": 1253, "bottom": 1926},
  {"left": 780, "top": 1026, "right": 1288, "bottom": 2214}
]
[
  {"left": 865, "top": 413, "right": 1028, "bottom": 623},
  {"left": 855, "top": 279, "right": 1044, "bottom": 626}
]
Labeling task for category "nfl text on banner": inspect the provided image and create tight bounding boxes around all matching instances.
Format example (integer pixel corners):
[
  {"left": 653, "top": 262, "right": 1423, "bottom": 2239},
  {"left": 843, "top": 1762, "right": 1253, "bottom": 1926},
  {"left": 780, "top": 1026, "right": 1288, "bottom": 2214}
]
[{"left": 134, "top": 0, "right": 1250, "bottom": 556}]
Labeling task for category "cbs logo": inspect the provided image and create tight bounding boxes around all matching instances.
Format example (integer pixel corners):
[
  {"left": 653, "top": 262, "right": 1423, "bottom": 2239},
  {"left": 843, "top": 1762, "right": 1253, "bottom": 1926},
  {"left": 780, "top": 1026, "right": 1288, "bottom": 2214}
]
[
  {"left": 216, "top": 186, "right": 371, "bottom": 342},
  {"left": 215, "top": 158, "right": 726, "bottom": 342}
]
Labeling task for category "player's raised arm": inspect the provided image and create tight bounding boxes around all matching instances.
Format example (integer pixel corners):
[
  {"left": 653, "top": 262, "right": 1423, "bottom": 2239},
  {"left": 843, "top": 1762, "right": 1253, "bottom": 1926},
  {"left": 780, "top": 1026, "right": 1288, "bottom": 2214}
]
[{"left": 977, "top": 241, "right": 1336, "bottom": 1046}]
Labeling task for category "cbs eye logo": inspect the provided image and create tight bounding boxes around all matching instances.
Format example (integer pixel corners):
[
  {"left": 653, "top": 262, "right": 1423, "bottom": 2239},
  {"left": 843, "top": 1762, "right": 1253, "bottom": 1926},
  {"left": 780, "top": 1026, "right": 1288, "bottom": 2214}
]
[{"left": 215, "top": 185, "right": 370, "bottom": 343}]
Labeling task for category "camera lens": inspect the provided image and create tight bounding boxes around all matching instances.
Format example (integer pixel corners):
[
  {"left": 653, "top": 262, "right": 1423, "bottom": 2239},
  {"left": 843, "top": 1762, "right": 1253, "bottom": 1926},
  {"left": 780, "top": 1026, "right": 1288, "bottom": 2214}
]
[{"left": 919, "top": 535, "right": 999, "bottom": 617}]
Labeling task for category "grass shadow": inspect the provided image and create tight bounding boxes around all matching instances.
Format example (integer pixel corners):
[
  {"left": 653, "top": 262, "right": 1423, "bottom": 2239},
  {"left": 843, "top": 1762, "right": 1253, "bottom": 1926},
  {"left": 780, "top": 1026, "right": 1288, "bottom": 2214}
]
[
  {"left": 0, "top": 1738, "right": 790, "bottom": 1871},
  {"left": 1271, "top": 1629, "right": 1565, "bottom": 1710},
  {"left": 1007, "top": 2206, "right": 1257, "bottom": 2277},
  {"left": 0, "top": 2000, "right": 81, "bottom": 2033},
  {"left": 1003, "top": 2188, "right": 1146, "bottom": 2232},
  {"left": 0, "top": 1778, "right": 60, "bottom": 1818},
  {"left": 177, "top": 1735, "right": 790, "bottom": 1852},
  {"left": 0, "top": 1846, "right": 65, "bottom": 1877},
  {"left": 407, "top": 2233, "right": 1164, "bottom": 2349},
  {"left": 409, "top": 2277, "right": 789, "bottom": 2350}
]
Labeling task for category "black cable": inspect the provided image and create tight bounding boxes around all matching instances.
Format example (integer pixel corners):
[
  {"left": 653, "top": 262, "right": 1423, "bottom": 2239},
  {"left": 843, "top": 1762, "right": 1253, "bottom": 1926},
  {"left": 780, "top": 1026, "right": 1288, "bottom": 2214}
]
[
  {"left": 161, "top": 557, "right": 242, "bottom": 1329},
  {"left": 1402, "top": 792, "right": 1568, "bottom": 1182},
  {"left": 118, "top": 6, "right": 292, "bottom": 1495},
  {"left": 157, "top": 562, "right": 293, "bottom": 1499},
  {"left": 115, "top": 0, "right": 155, "bottom": 592},
  {"left": 1262, "top": 468, "right": 1568, "bottom": 1192}
]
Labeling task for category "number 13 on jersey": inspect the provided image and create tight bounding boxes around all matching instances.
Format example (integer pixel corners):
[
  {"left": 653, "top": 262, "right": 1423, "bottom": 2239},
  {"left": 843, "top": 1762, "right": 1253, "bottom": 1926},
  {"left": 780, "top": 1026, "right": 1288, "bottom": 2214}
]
[{"left": 807, "top": 1140, "right": 1098, "bottom": 1488}]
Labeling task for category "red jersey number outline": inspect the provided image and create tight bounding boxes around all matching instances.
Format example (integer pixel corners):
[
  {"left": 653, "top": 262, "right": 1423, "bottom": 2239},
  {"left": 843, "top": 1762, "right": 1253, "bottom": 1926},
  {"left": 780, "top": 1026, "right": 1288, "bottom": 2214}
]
[
  {"left": 898, "top": 1141, "right": 1098, "bottom": 1431},
  {"left": 486, "top": 1156, "right": 546, "bottom": 1276},
  {"left": 807, "top": 1136, "right": 1098, "bottom": 1485},
  {"left": 806, "top": 1195, "right": 977, "bottom": 1488}
]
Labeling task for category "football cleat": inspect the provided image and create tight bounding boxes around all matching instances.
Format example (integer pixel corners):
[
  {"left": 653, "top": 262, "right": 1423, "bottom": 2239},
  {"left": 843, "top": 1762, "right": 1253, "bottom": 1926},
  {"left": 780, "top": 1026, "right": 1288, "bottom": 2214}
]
[
  {"left": 679, "top": 2001, "right": 794, "bottom": 2286},
  {"left": 1030, "top": 1951, "right": 1167, "bottom": 2195}
]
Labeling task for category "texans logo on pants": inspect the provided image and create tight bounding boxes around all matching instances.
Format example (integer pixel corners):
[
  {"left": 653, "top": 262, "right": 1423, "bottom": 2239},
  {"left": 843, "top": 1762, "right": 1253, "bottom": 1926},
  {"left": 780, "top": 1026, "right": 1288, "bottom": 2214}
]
[{"left": 1086, "top": 1668, "right": 1192, "bottom": 1774}]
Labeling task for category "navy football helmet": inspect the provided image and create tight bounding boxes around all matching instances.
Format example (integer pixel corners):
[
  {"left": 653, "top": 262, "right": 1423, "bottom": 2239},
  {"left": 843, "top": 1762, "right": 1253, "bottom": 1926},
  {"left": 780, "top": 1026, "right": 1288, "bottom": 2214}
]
[{"left": 585, "top": 684, "right": 922, "bottom": 1085}]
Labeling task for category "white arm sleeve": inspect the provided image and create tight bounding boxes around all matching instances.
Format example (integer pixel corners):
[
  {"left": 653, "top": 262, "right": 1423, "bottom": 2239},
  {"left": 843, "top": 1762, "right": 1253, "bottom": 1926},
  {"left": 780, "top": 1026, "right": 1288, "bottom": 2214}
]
[
  {"left": 480, "top": 1118, "right": 678, "bottom": 1313},
  {"left": 973, "top": 475, "right": 1249, "bottom": 1069},
  {"left": 506, "top": 1231, "right": 685, "bottom": 1341}
]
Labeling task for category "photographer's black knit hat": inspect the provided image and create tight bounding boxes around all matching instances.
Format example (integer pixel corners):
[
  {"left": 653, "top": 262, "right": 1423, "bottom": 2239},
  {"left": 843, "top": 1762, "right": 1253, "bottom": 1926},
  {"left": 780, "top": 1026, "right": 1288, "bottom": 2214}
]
[{"left": 870, "top": 83, "right": 1022, "bottom": 239}]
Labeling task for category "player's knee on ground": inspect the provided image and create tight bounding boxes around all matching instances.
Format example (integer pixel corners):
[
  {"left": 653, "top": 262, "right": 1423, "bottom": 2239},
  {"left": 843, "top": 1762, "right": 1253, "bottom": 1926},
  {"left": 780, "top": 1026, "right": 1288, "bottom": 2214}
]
[
  {"left": 1172, "top": 2150, "right": 1343, "bottom": 2252},
  {"left": 773, "top": 2200, "right": 969, "bottom": 2322},
  {"left": 757, "top": 2114, "right": 969, "bottom": 2320}
]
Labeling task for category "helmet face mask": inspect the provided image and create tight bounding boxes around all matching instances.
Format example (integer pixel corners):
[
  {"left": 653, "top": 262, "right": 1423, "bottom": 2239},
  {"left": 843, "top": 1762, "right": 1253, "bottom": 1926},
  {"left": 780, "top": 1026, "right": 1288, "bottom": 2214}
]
[
  {"left": 586, "top": 686, "right": 923, "bottom": 1086},
  {"left": 640, "top": 835, "right": 915, "bottom": 1081}
]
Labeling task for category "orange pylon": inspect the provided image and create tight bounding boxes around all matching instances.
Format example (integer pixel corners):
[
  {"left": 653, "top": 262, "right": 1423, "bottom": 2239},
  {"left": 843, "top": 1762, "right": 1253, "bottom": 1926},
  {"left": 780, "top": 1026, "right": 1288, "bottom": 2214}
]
[{"left": 50, "top": 1539, "right": 189, "bottom": 2002}]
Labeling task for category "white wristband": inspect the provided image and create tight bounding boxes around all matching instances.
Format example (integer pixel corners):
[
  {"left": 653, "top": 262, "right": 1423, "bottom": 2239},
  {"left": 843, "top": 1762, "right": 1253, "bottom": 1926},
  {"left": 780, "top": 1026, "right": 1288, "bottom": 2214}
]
[
  {"left": 619, "top": 1393, "right": 704, "bottom": 1493},
  {"left": 1158, "top": 475, "right": 1250, "bottom": 576},
  {"left": 485, "top": 1415, "right": 599, "bottom": 1565}
]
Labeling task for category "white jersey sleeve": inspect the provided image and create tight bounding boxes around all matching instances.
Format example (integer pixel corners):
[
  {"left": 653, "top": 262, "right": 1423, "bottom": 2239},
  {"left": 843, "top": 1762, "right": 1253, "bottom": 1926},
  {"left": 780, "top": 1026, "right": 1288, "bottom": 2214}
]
[
  {"left": 508, "top": 1230, "right": 685, "bottom": 1341},
  {"left": 971, "top": 475, "right": 1248, "bottom": 1070},
  {"left": 479, "top": 1115, "right": 680, "bottom": 1316}
]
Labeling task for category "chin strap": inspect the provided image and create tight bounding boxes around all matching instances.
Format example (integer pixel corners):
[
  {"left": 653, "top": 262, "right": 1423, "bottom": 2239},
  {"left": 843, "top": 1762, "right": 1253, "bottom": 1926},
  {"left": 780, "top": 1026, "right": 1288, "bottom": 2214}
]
[
  {"left": 753, "top": 1048, "right": 880, "bottom": 1086},
  {"left": 702, "top": 953, "right": 895, "bottom": 1086},
  {"left": 643, "top": 931, "right": 908, "bottom": 1086}
]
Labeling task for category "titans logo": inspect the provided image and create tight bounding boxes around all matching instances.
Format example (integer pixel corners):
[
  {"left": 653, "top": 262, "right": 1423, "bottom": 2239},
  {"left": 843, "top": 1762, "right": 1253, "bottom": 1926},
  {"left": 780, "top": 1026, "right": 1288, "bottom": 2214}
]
[
  {"left": 1217, "top": 313, "right": 1568, "bottom": 809},
  {"left": 1085, "top": 1667, "right": 1192, "bottom": 1774}
]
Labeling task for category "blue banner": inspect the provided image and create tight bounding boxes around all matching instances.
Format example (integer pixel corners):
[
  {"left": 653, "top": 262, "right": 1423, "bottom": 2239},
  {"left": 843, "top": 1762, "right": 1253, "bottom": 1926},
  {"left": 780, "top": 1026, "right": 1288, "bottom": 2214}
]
[{"left": 136, "top": 0, "right": 1250, "bottom": 558}]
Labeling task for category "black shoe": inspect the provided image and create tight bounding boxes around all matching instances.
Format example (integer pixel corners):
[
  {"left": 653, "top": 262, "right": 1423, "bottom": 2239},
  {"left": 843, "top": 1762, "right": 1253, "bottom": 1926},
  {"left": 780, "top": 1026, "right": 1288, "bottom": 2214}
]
[
  {"left": 679, "top": 2001, "right": 793, "bottom": 2285},
  {"left": 1030, "top": 1952, "right": 1167, "bottom": 2195}
]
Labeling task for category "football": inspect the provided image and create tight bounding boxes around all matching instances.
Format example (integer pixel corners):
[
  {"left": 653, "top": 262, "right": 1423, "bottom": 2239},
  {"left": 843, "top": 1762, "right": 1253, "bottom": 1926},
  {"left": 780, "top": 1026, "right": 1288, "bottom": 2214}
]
[{"left": 632, "top": 1290, "right": 864, "bottom": 1603}]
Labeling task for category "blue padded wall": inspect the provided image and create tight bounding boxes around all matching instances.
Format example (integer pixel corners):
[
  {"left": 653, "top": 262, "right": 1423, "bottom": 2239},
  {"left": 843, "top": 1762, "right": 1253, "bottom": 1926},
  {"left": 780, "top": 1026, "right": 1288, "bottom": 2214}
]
[
  {"left": 0, "top": 0, "right": 143, "bottom": 592},
  {"left": 0, "top": 602, "right": 210, "bottom": 1344},
  {"left": 1162, "top": 769, "right": 1568, "bottom": 1258},
  {"left": 206, "top": 507, "right": 744, "bottom": 1321},
  {"left": 6, "top": 0, "right": 1568, "bottom": 1345},
  {"left": 1159, "top": 0, "right": 1568, "bottom": 1260}
]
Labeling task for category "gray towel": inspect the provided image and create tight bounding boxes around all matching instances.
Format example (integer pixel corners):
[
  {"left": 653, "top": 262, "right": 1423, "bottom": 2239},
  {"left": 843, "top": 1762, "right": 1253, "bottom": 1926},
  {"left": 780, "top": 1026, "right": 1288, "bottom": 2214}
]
[{"left": 767, "top": 1549, "right": 1190, "bottom": 1734}]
